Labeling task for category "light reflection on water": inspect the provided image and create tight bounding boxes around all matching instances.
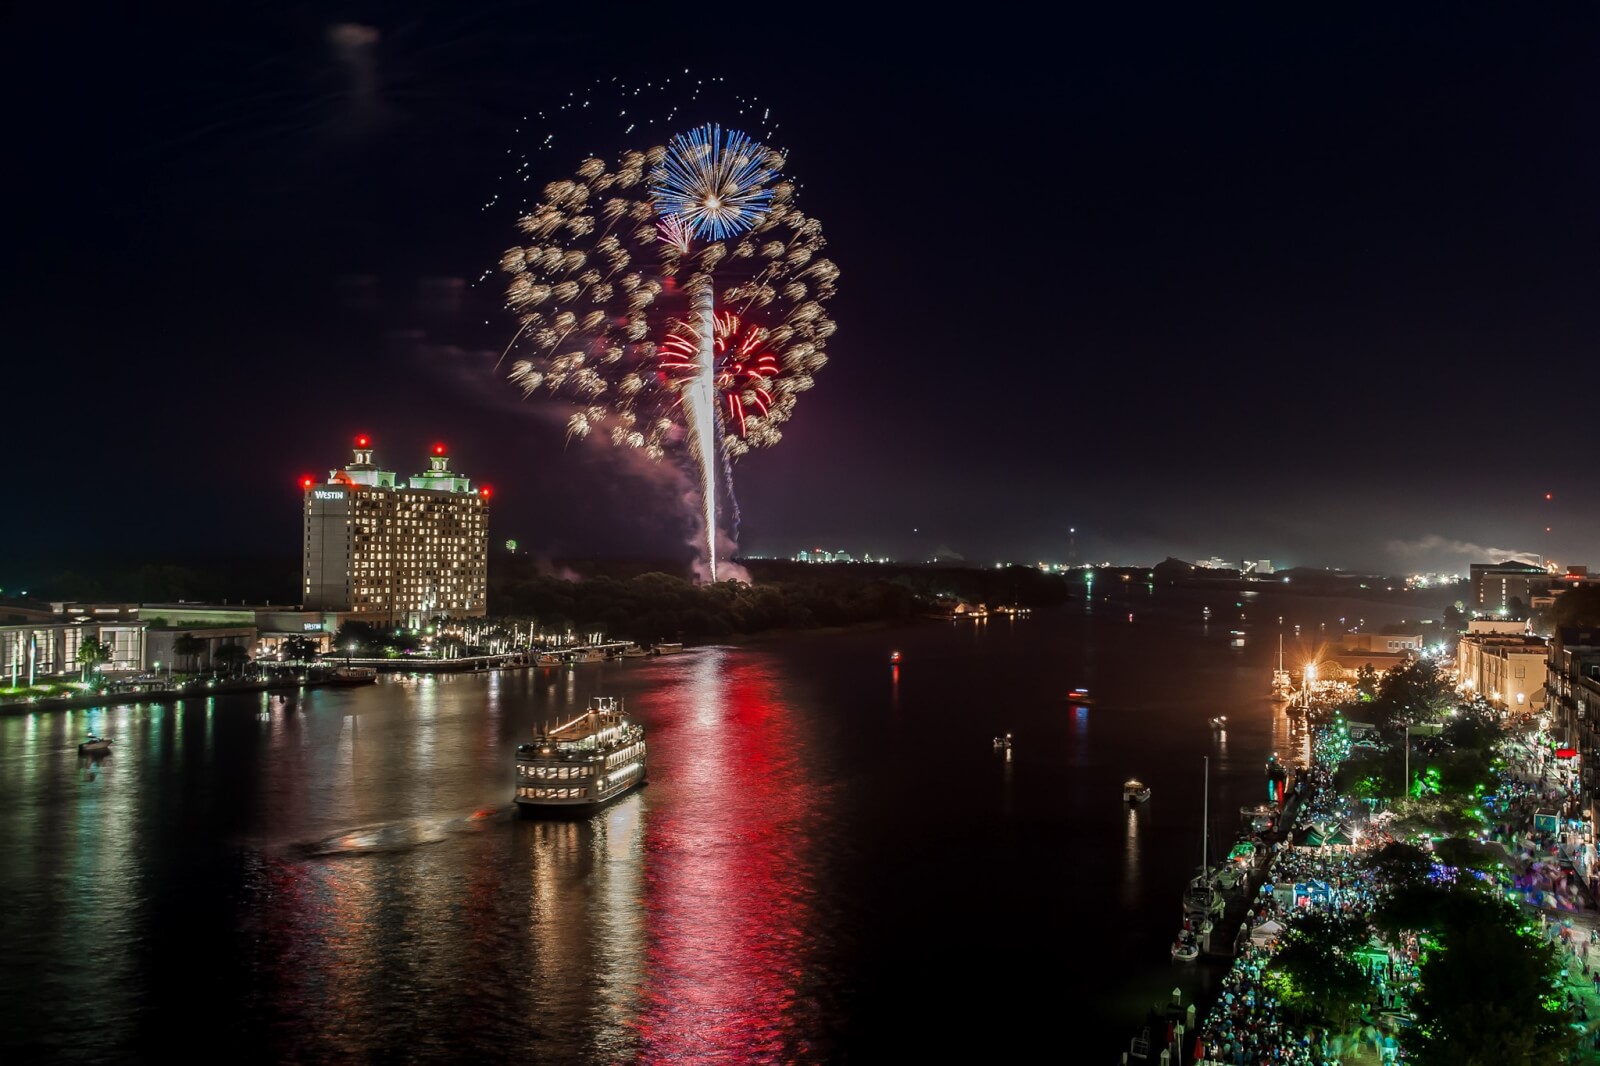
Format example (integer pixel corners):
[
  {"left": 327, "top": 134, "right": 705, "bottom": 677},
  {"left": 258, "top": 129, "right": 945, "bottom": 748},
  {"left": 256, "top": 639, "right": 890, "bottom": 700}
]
[{"left": 0, "top": 588, "right": 1436, "bottom": 1060}]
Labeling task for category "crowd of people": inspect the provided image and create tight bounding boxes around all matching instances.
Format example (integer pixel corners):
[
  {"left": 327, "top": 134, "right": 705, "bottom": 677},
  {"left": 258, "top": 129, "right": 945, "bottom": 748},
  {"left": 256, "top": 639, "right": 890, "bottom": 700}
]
[{"left": 1186, "top": 708, "right": 1599, "bottom": 1065}]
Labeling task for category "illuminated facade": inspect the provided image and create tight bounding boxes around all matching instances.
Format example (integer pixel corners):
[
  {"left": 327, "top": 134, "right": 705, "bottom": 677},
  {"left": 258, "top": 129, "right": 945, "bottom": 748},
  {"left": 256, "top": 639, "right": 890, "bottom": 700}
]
[
  {"left": 1469, "top": 561, "right": 1549, "bottom": 616},
  {"left": 1, "top": 621, "right": 147, "bottom": 681},
  {"left": 1456, "top": 631, "right": 1548, "bottom": 710},
  {"left": 303, "top": 437, "right": 489, "bottom": 627}
]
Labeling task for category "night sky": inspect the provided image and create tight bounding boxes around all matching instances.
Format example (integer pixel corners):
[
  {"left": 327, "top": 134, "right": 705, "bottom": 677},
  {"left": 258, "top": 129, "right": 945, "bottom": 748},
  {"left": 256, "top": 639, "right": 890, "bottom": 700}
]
[{"left": 7, "top": 5, "right": 1599, "bottom": 576}]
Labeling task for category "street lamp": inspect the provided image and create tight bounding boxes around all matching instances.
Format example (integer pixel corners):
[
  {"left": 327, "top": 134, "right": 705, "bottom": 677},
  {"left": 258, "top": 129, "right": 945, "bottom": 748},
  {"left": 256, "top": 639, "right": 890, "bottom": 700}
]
[{"left": 1404, "top": 724, "right": 1413, "bottom": 800}]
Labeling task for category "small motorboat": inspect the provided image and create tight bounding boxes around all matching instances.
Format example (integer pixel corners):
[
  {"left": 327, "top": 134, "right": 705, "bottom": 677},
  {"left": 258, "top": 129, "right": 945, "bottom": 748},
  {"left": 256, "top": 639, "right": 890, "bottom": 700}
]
[
  {"left": 1067, "top": 687, "right": 1094, "bottom": 705},
  {"left": 1171, "top": 929, "right": 1200, "bottom": 962},
  {"left": 889, "top": 650, "right": 902, "bottom": 665},
  {"left": 1123, "top": 778, "right": 1151, "bottom": 804},
  {"left": 78, "top": 735, "right": 113, "bottom": 756},
  {"left": 992, "top": 733, "right": 1013, "bottom": 751},
  {"left": 1210, "top": 716, "right": 1227, "bottom": 730}
]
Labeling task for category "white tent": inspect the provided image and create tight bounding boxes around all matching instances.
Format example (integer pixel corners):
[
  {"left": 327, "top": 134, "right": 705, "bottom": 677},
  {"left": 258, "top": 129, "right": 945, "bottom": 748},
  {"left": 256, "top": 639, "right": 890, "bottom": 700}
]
[{"left": 1249, "top": 918, "right": 1286, "bottom": 946}]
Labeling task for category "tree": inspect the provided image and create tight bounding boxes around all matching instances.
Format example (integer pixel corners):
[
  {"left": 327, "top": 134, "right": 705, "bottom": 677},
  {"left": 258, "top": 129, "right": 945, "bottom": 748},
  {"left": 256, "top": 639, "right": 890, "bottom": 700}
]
[
  {"left": 1405, "top": 920, "right": 1575, "bottom": 1065},
  {"left": 1262, "top": 911, "right": 1376, "bottom": 1029},
  {"left": 1365, "top": 841, "right": 1433, "bottom": 888},
  {"left": 1375, "top": 883, "right": 1577, "bottom": 1066},
  {"left": 1431, "top": 837, "right": 1501, "bottom": 873},
  {"left": 76, "top": 637, "right": 107, "bottom": 681},
  {"left": 280, "top": 636, "right": 319, "bottom": 662},
  {"left": 1551, "top": 585, "right": 1600, "bottom": 630},
  {"left": 1355, "top": 663, "right": 1381, "bottom": 700},
  {"left": 213, "top": 643, "right": 248, "bottom": 677},
  {"left": 172, "top": 633, "right": 205, "bottom": 674},
  {"left": 1441, "top": 701, "right": 1503, "bottom": 752},
  {"left": 1373, "top": 657, "right": 1453, "bottom": 732}
]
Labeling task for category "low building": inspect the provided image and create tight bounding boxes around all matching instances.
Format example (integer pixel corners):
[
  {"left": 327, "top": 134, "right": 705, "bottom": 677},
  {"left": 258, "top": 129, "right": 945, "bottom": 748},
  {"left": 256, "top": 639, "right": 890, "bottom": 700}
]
[
  {"left": 1467, "top": 618, "right": 1527, "bottom": 635},
  {"left": 1457, "top": 631, "right": 1549, "bottom": 710},
  {"left": 1341, "top": 632, "right": 1425, "bottom": 654},
  {"left": 1315, "top": 650, "right": 1412, "bottom": 681},
  {"left": 144, "top": 626, "right": 257, "bottom": 674},
  {"left": 1, "top": 619, "right": 147, "bottom": 682}
]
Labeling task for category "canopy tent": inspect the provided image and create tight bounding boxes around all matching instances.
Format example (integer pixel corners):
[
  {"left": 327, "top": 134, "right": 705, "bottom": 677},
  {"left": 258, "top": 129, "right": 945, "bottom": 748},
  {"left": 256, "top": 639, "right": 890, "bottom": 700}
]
[
  {"left": 1249, "top": 918, "right": 1286, "bottom": 946},
  {"left": 1296, "top": 820, "right": 1358, "bottom": 848}
]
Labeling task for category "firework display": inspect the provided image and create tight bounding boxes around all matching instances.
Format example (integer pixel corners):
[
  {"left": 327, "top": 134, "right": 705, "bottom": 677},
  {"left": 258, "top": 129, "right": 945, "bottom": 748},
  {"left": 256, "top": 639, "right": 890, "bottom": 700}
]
[
  {"left": 499, "top": 117, "right": 837, "bottom": 577},
  {"left": 660, "top": 311, "right": 779, "bottom": 438}
]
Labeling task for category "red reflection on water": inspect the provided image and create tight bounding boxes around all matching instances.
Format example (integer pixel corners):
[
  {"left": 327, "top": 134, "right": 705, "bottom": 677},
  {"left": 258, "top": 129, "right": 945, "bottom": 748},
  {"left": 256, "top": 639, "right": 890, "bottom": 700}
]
[{"left": 634, "top": 649, "right": 818, "bottom": 1062}]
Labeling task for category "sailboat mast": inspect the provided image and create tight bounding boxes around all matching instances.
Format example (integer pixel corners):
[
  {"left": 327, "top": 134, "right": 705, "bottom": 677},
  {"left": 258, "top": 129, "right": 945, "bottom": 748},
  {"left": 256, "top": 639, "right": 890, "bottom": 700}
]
[{"left": 1202, "top": 755, "right": 1209, "bottom": 873}]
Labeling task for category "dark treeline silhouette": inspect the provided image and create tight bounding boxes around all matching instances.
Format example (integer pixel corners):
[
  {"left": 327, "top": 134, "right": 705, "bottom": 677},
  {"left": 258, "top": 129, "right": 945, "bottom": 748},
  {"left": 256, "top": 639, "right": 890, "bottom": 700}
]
[
  {"left": 10, "top": 556, "right": 302, "bottom": 605},
  {"left": 489, "top": 559, "right": 1074, "bottom": 643}
]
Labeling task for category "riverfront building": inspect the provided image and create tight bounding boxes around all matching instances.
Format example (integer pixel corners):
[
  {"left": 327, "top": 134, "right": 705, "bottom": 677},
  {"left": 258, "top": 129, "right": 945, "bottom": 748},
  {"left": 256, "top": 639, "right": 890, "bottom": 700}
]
[
  {"left": 303, "top": 437, "right": 489, "bottom": 627},
  {"left": 1456, "top": 631, "right": 1549, "bottom": 710},
  {"left": 1, "top": 618, "right": 147, "bottom": 682}
]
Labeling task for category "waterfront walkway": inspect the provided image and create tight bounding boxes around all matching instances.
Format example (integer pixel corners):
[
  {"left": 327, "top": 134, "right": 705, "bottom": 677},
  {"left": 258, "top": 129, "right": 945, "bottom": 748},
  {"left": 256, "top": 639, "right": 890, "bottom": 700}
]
[{"left": 1170, "top": 713, "right": 1600, "bottom": 1065}]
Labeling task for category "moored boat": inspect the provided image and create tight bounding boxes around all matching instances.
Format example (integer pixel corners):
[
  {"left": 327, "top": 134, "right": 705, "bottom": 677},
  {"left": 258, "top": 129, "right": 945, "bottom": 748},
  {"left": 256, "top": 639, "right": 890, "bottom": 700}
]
[
  {"left": 78, "top": 735, "right": 113, "bottom": 756},
  {"left": 654, "top": 642, "right": 683, "bottom": 655},
  {"left": 1271, "top": 634, "right": 1294, "bottom": 699},
  {"left": 514, "top": 697, "right": 646, "bottom": 815},
  {"left": 1171, "top": 928, "right": 1200, "bottom": 962}
]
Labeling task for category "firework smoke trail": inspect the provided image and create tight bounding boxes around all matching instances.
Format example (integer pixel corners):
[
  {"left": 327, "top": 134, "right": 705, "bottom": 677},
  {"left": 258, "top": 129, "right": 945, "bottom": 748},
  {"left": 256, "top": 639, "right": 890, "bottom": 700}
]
[
  {"left": 686, "top": 283, "right": 720, "bottom": 579},
  {"left": 719, "top": 433, "right": 742, "bottom": 543}
]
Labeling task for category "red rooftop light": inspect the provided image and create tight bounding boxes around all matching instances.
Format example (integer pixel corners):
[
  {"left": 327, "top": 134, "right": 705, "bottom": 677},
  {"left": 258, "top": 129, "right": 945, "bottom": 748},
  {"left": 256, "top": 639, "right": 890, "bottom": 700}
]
[
  {"left": 433, "top": 442, "right": 447, "bottom": 456},
  {"left": 300, "top": 476, "right": 314, "bottom": 489},
  {"left": 356, "top": 434, "right": 370, "bottom": 448},
  {"left": 480, "top": 486, "right": 492, "bottom": 499}
]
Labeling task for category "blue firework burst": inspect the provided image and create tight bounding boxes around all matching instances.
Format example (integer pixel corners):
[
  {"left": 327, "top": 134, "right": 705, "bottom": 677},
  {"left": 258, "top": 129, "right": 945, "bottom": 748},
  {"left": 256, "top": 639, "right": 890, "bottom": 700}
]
[{"left": 649, "top": 124, "right": 778, "bottom": 241}]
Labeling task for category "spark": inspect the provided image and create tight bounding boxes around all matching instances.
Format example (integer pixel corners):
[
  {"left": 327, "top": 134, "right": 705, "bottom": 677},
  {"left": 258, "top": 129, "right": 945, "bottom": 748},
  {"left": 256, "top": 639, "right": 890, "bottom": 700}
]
[{"left": 649, "top": 124, "right": 780, "bottom": 241}]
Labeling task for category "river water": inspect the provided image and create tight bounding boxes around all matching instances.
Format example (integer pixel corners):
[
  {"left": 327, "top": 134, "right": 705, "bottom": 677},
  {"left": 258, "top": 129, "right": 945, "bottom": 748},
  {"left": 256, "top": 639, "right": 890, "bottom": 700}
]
[{"left": 0, "top": 584, "right": 1438, "bottom": 1062}]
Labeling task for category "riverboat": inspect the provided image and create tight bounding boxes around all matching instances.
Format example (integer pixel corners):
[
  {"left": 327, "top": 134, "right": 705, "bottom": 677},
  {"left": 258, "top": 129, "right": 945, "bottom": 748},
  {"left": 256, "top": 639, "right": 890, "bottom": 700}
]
[
  {"left": 514, "top": 697, "right": 646, "bottom": 815},
  {"left": 620, "top": 643, "right": 648, "bottom": 659},
  {"left": 1067, "top": 687, "right": 1095, "bottom": 705},
  {"left": 328, "top": 666, "right": 378, "bottom": 685},
  {"left": 1124, "top": 778, "right": 1151, "bottom": 804}
]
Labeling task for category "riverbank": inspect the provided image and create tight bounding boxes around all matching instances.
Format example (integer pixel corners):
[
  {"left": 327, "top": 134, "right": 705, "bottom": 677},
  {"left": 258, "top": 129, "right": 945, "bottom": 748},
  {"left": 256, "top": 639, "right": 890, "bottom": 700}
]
[
  {"left": 0, "top": 673, "right": 386, "bottom": 715},
  {"left": 1144, "top": 703, "right": 1600, "bottom": 1065}
]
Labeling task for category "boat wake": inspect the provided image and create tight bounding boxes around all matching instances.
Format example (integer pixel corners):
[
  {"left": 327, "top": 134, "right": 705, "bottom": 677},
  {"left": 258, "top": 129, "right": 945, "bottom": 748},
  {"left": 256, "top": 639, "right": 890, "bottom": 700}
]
[{"left": 289, "top": 806, "right": 506, "bottom": 858}]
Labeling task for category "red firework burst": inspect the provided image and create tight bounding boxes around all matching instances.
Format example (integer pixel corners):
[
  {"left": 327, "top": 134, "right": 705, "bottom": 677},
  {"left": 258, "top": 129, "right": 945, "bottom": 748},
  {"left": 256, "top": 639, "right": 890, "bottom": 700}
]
[{"left": 659, "top": 311, "right": 779, "bottom": 436}]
